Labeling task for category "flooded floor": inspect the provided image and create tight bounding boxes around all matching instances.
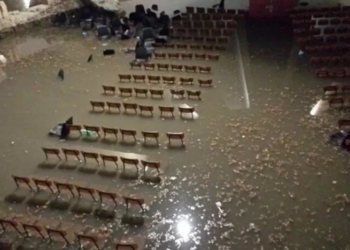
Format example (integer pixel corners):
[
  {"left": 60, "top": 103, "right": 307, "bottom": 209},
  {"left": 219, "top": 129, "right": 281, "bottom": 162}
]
[{"left": 0, "top": 18, "right": 349, "bottom": 250}]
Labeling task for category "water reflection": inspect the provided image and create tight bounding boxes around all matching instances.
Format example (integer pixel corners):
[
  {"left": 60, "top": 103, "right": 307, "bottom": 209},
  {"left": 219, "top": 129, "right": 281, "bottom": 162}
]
[{"left": 177, "top": 219, "right": 191, "bottom": 241}]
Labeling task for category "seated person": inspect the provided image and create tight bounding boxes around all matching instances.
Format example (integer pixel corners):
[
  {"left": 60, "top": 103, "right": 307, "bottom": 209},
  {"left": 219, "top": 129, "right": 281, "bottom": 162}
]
[
  {"left": 95, "top": 24, "right": 111, "bottom": 40},
  {"left": 158, "top": 11, "right": 170, "bottom": 28}
]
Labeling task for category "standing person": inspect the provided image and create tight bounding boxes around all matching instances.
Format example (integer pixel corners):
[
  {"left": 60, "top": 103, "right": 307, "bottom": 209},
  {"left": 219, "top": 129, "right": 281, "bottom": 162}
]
[{"left": 120, "top": 17, "right": 131, "bottom": 40}]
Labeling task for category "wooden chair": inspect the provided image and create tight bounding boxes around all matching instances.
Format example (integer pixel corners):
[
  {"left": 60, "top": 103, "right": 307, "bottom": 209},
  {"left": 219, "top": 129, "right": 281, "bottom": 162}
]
[
  {"left": 195, "top": 53, "right": 206, "bottom": 60},
  {"left": 141, "top": 160, "right": 160, "bottom": 175},
  {"left": 154, "top": 53, "right": 166, "bottom": 60},
  {"left": 144, "top": 63, "right": 155, "bottom": 70},
  {"left": 21, "top": 223, "right": 45, "bottom": 238},
  {"left": 198, "top": 79, "right": 213, "bottom": 87},
  {"left": 53, "top": 181, "right": 75, "bottom": 197},
  {"left": 190, "top": 44, "right": 201, "bottom": 50},
  {"left": 186, "top": 6, "right": 194, "bottom": 13},
  {"left": 46, "top": 228, "right": 71, "bottom": 246},
  {"left": 120, "top": 157, "right": 139, "bottom": 172},
  {"left": 171, "top": 64, "right": 183, "bottom": 71},
  {"left": 81, "top": 151, "right": 100, "bottom": 164},
  {"left": 118, "top": 74, "right": 132, "bottom": 82},
  {"left": 0, "top": 219, "right": 23, "bottom": 234},
  {"left": 211, "top": 29, "right": 222, "bottom": 37},
  {"left": 148, "top": 75, "right": 161, "bottom": 84},
  {"left": 168, "top": 53, "right": 180, "bottom": 60},
  {"left": 141, "top": 131, "right": 159, "bottom": 144},
  {"left": 134, "top": 88, "right": 148, "bottom": 97},
  {"left": 97, "top": 190, "right": 118, "bottom": 206},
  {"left": 178, "top": 106, "right": 195, "bottom": 118},
  {"left": 123, "top": 196, "right": 145, "bottom": 213},
  {"left": 329, "top": 97, "right": 344, "bottom": 108},
  {"left": 199, "top": 66, "right": 211, "bottom": 74},
  {"left": 62, "top": 148, "right": 81, "bottom": 161},
  {"left": 106, "top": 102, "right": 121, "bottom": 112},
  {"left": 180, "top": 77, "right": 194, "bottom": 85},
  {"left": 206, "top": 37, "right": 216, "bottom": 43},
  {"left": 139, "top": 105, "right": 154, "bottom": 116},
  {"left": 123, "top": 103, "right": 138, "bottom": 113},
  {"left": 186, "top": 90, "right": 202, "bottom": 100},
  {"left": 170, "top": 89, "right": 185, "bottom": 98},
  {"left": 196, "top": 7, "right": 205, "bottom": 13},
  {"left": 119, "top": 129, "right": 137, "bottom": 141},
  {"left": 76, "top": 234, "right": 101, "bottom": 249},
  {"left": 338, "top": 119, "right": 350, "bottom": 129},
  {"left": 12, "top": 175, "right": 33, "bottom": 190},
  {"left": 130, "top": 61, "right": 142, "bottom": 70},
  {"left": 184, "top": 65, "right": 197, "bottom": 73},
  {"left": 194, "top": 37, "right": 204, "bottom": 43},
  {"left": 90, "top": 101, "right": 105, "bottom": 111},
  {"left": 159, "top": 106, "right": 175, "bottom": 117},
  {"left": 157, "top": 63, "right": 169, "bottom": 71},
  {"left": 177, "top": 44, "right": 187, "bottom": 49},
  {"left": 218, "top": 37, "right": 229, "bottom": 44},
  {"left": 42, "top": 147, "right": 61, "bottom": 160},
  {"left": 67, "top": 125, "right": 82, "bottom": 136},
  {"left": 75, "top": 185, "right": 97, "bottom": 201},
  {"left": 166, "top": 132, "right": 185, "bottom": 145},
  {"left": 164, "top": 43, "right": 175, "bottom": 49},
  {"left": 322, "top": 85, "right": 338, "bottom": 95},
  {"left": 32, "top": 178, "right": 54, "bottom": 193},
  {"left": 203, "top": 45, "right": 214, "bottom": 50},
  {"left": 133, "top": 75, "right": 146, "bottom": 83},
  {"left": 181, "top": 53, "right": 193, "bottom": 60},
  {"left": 100, "top": 154, "right": 119, "bottom": 168},
  {"left": 216, "top": 20, "right": 225, "bottom": 29},
  {"left": 215, "top": 45, "right": 226, "bottom": 51},
  {"left": 101, "top": 127, "right": 118, "bottom": 139},
  {"left": 208, "top": 54, "right": 220, "bottom": 61},
  {"left": 162, "top": 76, "right": 176, "bottom": 84},
  {"left": 119, "top": 87, "right": 133, "bottom": 97},
  {"left": 102, "top": 85, "right": 116, "bottom": 95},
  {"left": 150, "top": 89, "right": 164, "bottom": 98}
]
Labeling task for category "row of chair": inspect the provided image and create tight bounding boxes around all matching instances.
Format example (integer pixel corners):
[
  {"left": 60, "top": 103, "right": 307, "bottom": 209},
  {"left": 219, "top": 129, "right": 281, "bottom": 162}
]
[
  {"left": 126, "top": 63, "right": 211, "bottom": 74},
  {"left": 328, "top": 97, "right": 350, "bottom": 107},
  {"left": 0, "top": 211, "right": 142, "bottom": 249},
  {"left": 315, "top": 68, "right": 350, "bottom": 77},
  {"left": 323, "top": 84, "right": 350, "bottom": 95},
  {"left": 90, "top": 101, "right": 197, "bottom": 119},
  {"left": 338, "top": 119, "right": 350, "bottom": 129},
  {"left": 13, "top": 175, "right": 146, "bottom": 209},
  {"left": 303, "top": 44, "right": 350, "bottom": 53},
  {"left": 172, "top": 20, "right": 236, "bottom": 29},
  {"left": 118, "top": 74, "right": 213, "bottom": 87},
  {"left": 171, "top": 27, "right": 234, "bottom": 37},
  {"left": 152, "top": 42, "right": 226, "bottom": 51},
  {"left": 297, "top": 35, "right": 350, "bottom": 46},
  {"left": 291, "top": 12, "right": 350, "bottom": 20},
  {"left": 185, "top": 7, "right": 245, "bottom": 15},
  {"left": 152, "top": 52, "right": 219, "bottom": 61},
  {"left": 310, "top": 56, "right": 350, "bottom": 65},
  {"left": 314, "top": 18, "right": 350, "bottom": 26},
  {"left": 169, "top": 35, "right": 229, "bottom": 44},
  {"left": 294, "top": 27, "right": 350, "bottom": 37},
  {"left": 102, "top": 86, "right": 202, "bottom": 99},
  {"left": 179, "top": 13, "right": 237, "bottom": 21}
]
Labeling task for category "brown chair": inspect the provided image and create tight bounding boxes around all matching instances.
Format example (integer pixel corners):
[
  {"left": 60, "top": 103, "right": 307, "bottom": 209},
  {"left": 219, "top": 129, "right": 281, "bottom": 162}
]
[
  {"left": 123, "top": 103, "right": 138, "bottom": 113},
  {"left": 207, "top": 8, "right": 216, "bottom": 14},
  {"left": 199, "top": 66, "right": 211, "bottom": 74},
  {"left": 101, "top": 127, "right": 118, "bottom": 139},
  {"left": 141, "top": 131, "right": 159, "bottom": 144},
  {"left": 154, "top": 53, "right": 166, "bottom": 59},
  {"left": 200, "top": 29, "right": 211, "bottom": 36},
  {"left": 178, "top": 106, "right": 195, "bottom": 118},
  {"left": 216, "top": 20, "right": 225, "bottom": 29},
  {"left": 171, "top": 64, "right": 183, "bottom": 71},
  {"left": 120, "top": 157, "right": 139, "bottom": 172},
  {"left": 106, "top": 102, "right": 121, "bottom": 112},
  {"left": 196, "top": 7, "right": 205, "bottom": 13},
  {"left": 144, "top": 63, "right": 155, "bottom": 70},
  {"left": 119, "top": 129, "right": 137, "bottom": 141},
  {"left": 184, "top": 65, "right": 197, "bottom": 73},
  {"left": 159, "top": 106, "right": 175, "bottom": 117},
  {"left": 100, "top": 154, "right": 119, "bottom": 168},
  {"left": 118, "top": 74, "right": 132, "bottom": 82},
  {"left": 177, "top": 44, "right": 188, "bottom": 49},
  {"left": 218, "top": 37, "right": 229, "bottom": 44},
  {"left": 157, "top": 63, "right": 169, "bottom": 71},
  {"left": 84, "top": 125, "right": 100, "bottom": 136},
  {"left": 53, "top": 181, "right": 75, "bottom": 197},
  {"left": 204, "top": 21, "right": 215, "bottom": 29},
  {"left": 208, "top": 54, "right": 220, "bottom": 61},
  {"left": 148, "top": 75, "right": 161, "bottom": 83},
  {"left": 211, "top": 29, "right": 222, "bottom": 37},
  {"left": 194, "top": 37, "right": 204, "bottom": 43},
  {"left": 42, "top": 147, "right": 61, "bottom": 160},
  {"left": 102, "top": 85, "right": 116, "bottom": 95},
  {"left": 119, "top": 87, "right": 133, "bottom": 97},
  {"left": 180, "top": 77, "right": 194, "bottom": 85},
  {"left": 150, "top": 89, "right": 164, "bottom": 98},
  {"left": 134, "top": 88, "right": 148, "bottom": 97},
  {"left": 139, "top": 105, "right": 154, "bottom": 116},
  {"left": 181, "top": 53, "right": 193, "bottom": 60},
  {"left": 166, "top": 132, "right": 185, "bottom": 145},
  {"left": 97, "top": 190, "right": 118, "bottom": 205},
  {"left": 338, "top": 119, "right": 350, "bottom": 129},
  {"left": 168, "top": 53, "right": 180, "bottom": 59},
  {"left": 130, "top": 62, "right": 142, "bottom": 69},
  {"left": 164, "top": 43, "right": 175, "bottom": 49},
  {"left": 329, "top": 97, "right": 344, "bottom": 108},
  {"left": 186, "top": 6, "right": 195, "bottom": 13},
  {"left": 133, "top": 74, "right": 146, "bottom": 83},
  {"left": 62, "top": 148, "right": 81, "bottom": 161},
  {"left": 190, "top": 44, "right": 201, "bottom": 50},
  {"left": 141, "top": 160, "right": 161, "bottom": 175},
  {"left": 81, "top": 151, "right": 100, "bottom": 164},
  {"left": 90, "top": 101, "right": 105, "bottom": 111},
  {"left": 170, "top": 89, "right": 185, "bottom": 98},
  {"left": 186, "top": 90, "right": 202, "bottom": 100},
  {"left": 67, "top": 125, "right": 82, "bottom": 137},
  {"left": 32, "top": 177, "right": 54, "bottom": 193},
  {"left": 195, "top": 53, "right": 206, "bottom": 60},
  {"left": 12, "top": 175, "right": 33, "bottom": 190},
  {"left": 162, "top": 76, "right": 176, "bottom": 84},
  {"left": 203, "top": 45, "right": 214, "bottom": 50}
]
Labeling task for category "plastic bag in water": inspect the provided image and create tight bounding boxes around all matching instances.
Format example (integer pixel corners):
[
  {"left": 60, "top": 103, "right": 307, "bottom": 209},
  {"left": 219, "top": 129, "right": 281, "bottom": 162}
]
[{"left": 80, "top": 129, "right": 97, "bottom": 138}]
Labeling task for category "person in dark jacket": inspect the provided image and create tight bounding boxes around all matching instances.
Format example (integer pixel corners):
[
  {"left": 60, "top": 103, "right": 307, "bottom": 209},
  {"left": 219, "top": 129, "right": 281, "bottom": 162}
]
[
  {"left": 172, "top": 10, "right": 181, "bottom": 21},
  {"left": 158, "top": 11, "right": 170, "bottom": 28},
  {"left": 120, "top": 17, "right": 131, "bottom": 40}
]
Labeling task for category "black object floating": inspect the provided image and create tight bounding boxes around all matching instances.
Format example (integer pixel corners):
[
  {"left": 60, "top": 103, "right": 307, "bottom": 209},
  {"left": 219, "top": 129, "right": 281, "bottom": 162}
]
[
  {"left": 58, "top": 69, "right": 64, "bottom": 80},
  {"left": 103, "top": 49, "right": 115, "bottom": 56},
  {"left": 87, "top": 54, "right": 93, "bottom": 62}
]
